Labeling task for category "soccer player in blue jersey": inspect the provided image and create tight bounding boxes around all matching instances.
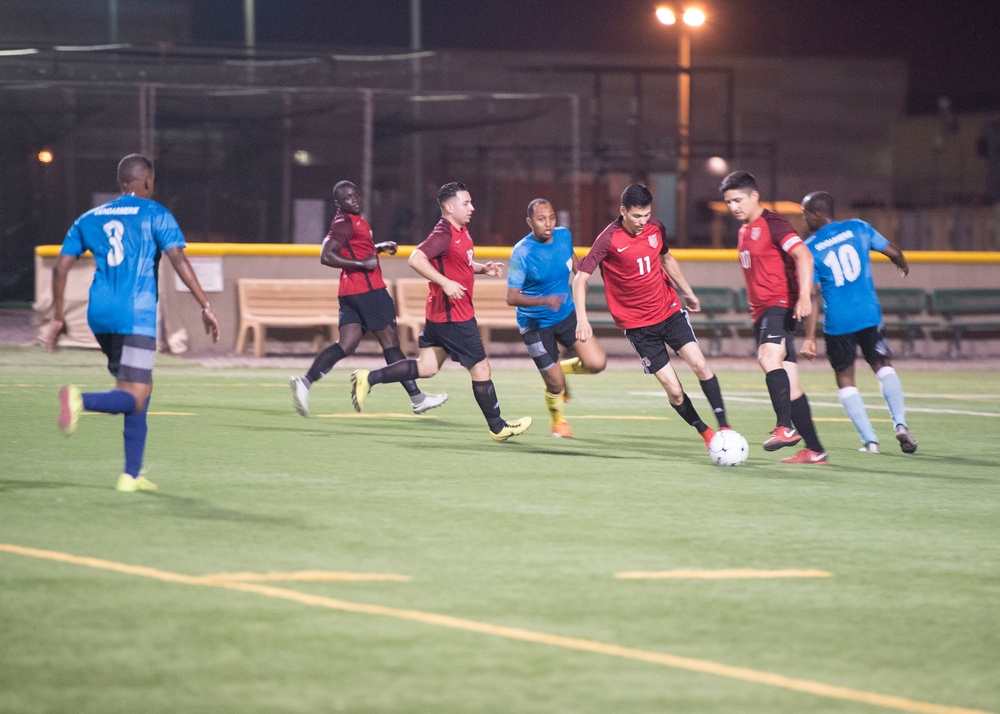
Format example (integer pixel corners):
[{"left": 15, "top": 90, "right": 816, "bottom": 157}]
[
  {"left": 799, "top": 191, "right": 918, "bottom": 454},
  {"left": 506, "top": 199, "right": 607, "bottom": 437},
  {"left": 44, "top": 154, "right": 221, "bottom": 491}
]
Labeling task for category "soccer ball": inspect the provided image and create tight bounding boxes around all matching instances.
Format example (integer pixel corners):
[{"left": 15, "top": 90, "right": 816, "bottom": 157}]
[{"left": 708, "top": 429, "right": 749, "bottom": 467}]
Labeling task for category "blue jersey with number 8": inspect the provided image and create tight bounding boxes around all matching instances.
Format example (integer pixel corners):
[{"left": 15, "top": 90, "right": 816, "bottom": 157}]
[
  {"left": 805, "top": 218, "right": 889, "bottom": 336},
  {"left": 60, "top": 194, "right": 186, "bottom": 337}
]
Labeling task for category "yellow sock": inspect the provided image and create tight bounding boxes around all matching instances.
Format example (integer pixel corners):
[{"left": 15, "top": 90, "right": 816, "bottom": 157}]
[
  {"left": 561, "top": 357, "right": 588, "bottom": 375},
  {"left": 544, "top": 390, "right": 566, "bottom": 426}
]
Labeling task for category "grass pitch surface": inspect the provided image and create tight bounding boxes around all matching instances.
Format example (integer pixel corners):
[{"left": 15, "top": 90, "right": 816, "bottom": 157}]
[{"left": 1, "top": 346, "right": 998, "bottom": 713}]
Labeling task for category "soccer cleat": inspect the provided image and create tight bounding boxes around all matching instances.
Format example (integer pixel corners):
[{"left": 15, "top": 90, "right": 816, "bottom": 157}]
[
  {"left": 762, "top": 426, "right": 802, "bottom": 452},
  {"left": 779, "top": 448, "right": 829, "bottom": 465},
  {"left": 895, "top": 425, "right": 918, "bottom": 454},
  {"left": 413, "top": 391, "right": 448, "bottom": 415},
  {"left": 289, "top": 376, "right": 310, "bottom": 417},
  {"left": 116, "top": 473, "right": 158, "bottom": 492},
  {"left": 859, "top": 442, "right": 880, "bottom": 454},
  {"left": 550, "top": 420, "right": 573, "bottom": 438},
  {"left": 700, "top": 426, "right": 716, "bottom": 448},
  {"left": 491, "top": 416, "right": 533, "bottom": 442},
  {"left": 350, "top": 369, "right": 371, "bottom": 413},
  {"left": 58, "top": 385, "right": 83, "bottom": 437}
]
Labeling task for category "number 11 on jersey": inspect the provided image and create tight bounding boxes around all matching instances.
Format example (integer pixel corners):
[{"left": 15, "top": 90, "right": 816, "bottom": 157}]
[{"left": 636, "top": 255, "right": 651, "bottom": 275}]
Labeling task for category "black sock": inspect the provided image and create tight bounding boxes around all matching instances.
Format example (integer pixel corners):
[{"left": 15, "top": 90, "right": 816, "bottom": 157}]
[
  {"left": 765, "top": 369, "right": 792, "bottom": 428},
  {"left": 699, "top": 376, "right": 729, "bottom": 428},
  {"left": 472, "top": 379, "right": 505, "bottom": 433},
  {"left": 384, "top": 347, "right": 421, "bottom": 398},
  {"left": 672, "top": 392, "right": 709, "bottom": 433},
  {"left": 369, "top": 359, "right": 419, "bottom": 386},
  {"left": 791, "top": 395, "right": 825, "bottom": 453},
  {"left": 305, "top": 343, "right": 346, "bottom": 384}
]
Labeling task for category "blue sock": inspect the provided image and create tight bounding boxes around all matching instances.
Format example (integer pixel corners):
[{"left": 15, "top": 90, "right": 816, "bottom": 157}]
[
  {"left": 876, "top": 366, "right": 907, "bottom": 429},
  {"left": 83, "top": 389, "right": 137, "bottom": 415},
  {"left": 123, "top": 399, "right": 149, "bottom": 478},
  {"left": 838, "top": 386, "right": 878, "bottom": 445}
]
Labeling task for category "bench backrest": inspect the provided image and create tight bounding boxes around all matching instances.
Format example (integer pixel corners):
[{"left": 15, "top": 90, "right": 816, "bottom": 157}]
[
  {"left": 876, "top": 288, "right": 927, "bottom": 316},
  {"left": 237, "top": 279, "right": 340, "bottom": 317},
  {"left": 931, "top": 289, "right": 1000, "bottom": 317},
  {"left": 691, "top": 286, "right": 734, "bottom": 315},
  {"left": 393, "top": 278, "right": 430, "bottom": 318},
  {"left": 472, "top": 280, "right": 517, "bottom": 319}
]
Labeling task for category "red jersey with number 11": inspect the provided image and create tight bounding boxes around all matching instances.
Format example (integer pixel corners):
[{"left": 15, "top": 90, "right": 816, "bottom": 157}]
[
  {"left": 579, "top": 217, "right": 682, "bottom": 329},
  {"left": 417, "top": 218, "right": 476, "bottom": 323}
]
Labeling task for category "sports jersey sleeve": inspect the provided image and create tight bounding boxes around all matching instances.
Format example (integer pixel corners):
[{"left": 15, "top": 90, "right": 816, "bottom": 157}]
[
  {"left": 649, "top": 218, "right": 670, "bottom": 255},
  {"left": 865, "top": 222, "right": 890, "bottom": 252},
  {"left": 60, "top": 221, "right": 85, "bottom": 257},
  {"left": 417, "top": 223, "right": 452, "bottom": 260},
  {"left": 323, "top": 215, "right": 353, "bottom": 246},
  {"left": 765, "top": 213, "right": 803, "bottom": 254},
  {"left": 153, "top": 207, "right": 186, "bottom": 251},
  {"left": 507, "top": 241, "right": 528, "bottom": 290},
  {"left": 579, "top": 223, "right": 614, "bottom": 274}
]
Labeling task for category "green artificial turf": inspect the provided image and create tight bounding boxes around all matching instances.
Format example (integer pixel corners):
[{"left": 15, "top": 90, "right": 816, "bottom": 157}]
[{"left": 1, "top": 345, "right": 998, "bottom": 713}]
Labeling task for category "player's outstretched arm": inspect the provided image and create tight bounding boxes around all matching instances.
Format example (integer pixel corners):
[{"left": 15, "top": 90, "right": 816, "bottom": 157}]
[
  {"left": 506, "top": 287, "right": 563, "bottom": 312},
  {"left": 166, "top": 247, "right": 220, "bottom": 343},
  {"left": 474, "top": 260, "right": 504, "bottom": 278},
  {"left": 409, "top": 248, "right": 466, "bottom": 300},
  {"left": 375, "top": 241, "right": 398, "bottom": 255},
  {"left": 882, "top": 244, "right": 909, "bottom": 277},
  {"left": 44, "top": 253, "right": 77, "bottom": 352},
  {"left": 572, "top": 270, "right": 593, "bottom": 342},
  {"left": 660, "top": 253, "right": 700, "bottom": 312},
  {"left": 790, "top": 244, "right": 814, "bottom": 321}
]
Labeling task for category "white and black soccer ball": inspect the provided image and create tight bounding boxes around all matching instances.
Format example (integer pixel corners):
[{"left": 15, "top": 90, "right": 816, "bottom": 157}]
[{"left": 708, "top": 429, "right": 749, "bottom": 467}]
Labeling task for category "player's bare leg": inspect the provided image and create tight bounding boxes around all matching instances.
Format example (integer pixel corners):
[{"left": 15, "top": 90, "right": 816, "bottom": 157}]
[{"left": 653, "top": 362, "right": 714, "bottom": 447}]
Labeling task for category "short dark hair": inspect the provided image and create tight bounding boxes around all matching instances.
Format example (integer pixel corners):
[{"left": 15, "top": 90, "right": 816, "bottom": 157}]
[
  {"left": 621, "top": 183, "right": 653, "bottom": 210},
  {"left": 437, "top": 181, "right": 468, "bottom": 205},
  {"left": 527, "top": 198, "right": 551, "bottom": 218},
  {"left": 802, "top": 191, "right": 835, "bottom": 218},
  {"left": 117, "top": 154, "right": 153, "bottom": 186},
  {"left": 332, "top": 180, "right": 356, "bottom": 200},
  {"left": 719, "top": 171, "right": 758, "bottom": 195}
]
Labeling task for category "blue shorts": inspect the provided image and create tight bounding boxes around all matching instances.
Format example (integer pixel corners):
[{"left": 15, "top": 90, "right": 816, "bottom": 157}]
[{"left": 95, "top": 334, "right": 157, "bottom": 384}]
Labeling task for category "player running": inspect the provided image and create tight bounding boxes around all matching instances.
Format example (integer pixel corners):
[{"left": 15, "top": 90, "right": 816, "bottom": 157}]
[
  {"left": 289, "top": 180, "right": 447, "bottom": 417},
  {"left": 573, "top": 183, "right": 731, "bottom": 449},
  {"left": 44, "top": 154, "right": 220, "bottom": 491},
  {"left": 350, "top": 182, "right": 531, "bottom": 442},
  {"left": 506, "top": 198, "right": 606, "bottom": 438},
  {"left": 799, "top": 191, "right": 918, "bottom": 454},
  {"left": 720, "top": 170, "right": 827, "bottom": 464}
]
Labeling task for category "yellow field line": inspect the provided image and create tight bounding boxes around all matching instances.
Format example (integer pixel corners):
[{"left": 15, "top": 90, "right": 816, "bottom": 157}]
[
  {"left": 0, "top": 544, "right": 989, "bottom": 714},
  {"left": 615, "top": 569, "right": 833, "bottom": 580},
  {"left": 199, "top": 570, "right": 411, "bottom": 582}
]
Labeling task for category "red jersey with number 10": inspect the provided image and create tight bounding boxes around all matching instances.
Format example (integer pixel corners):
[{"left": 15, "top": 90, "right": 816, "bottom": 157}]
[
  {"left": 417, "top": 218, "right": 476, "bottom": 323},
  {"left": 323, "top": 210, "right": 386, "bottom": 297},
  {"left": 737, "top": 209, "right": 803, "bottom": 322},
  {"left": 579, "top": 217, "right": 682, "bottom": 329}
]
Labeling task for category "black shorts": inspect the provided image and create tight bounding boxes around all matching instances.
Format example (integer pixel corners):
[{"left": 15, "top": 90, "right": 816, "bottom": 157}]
[
  {"left": 419, "top": 318, "right": 488, "bottom": 369},
  {"left": 94, "top": 334, "right": 157, "bottom": 385},
  {"left": 624, "top": 310, "right": 698, "bottom": 374},
  {"left": 339, "top": 288, "right": 397, "bottom": 334},
  {"left": 825, "top": 324, "right": 893, "bottom": 373},
  {"left": 519, "top": 313, "right": 578, "bottom": 372},
  {"left": 753, "top": 307, "right": 798, "bottom": 363}
]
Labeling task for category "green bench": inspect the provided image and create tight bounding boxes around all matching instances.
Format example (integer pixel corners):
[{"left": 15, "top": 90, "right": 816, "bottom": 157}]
[
  {"left": 584, "top": 283, "right": 618, "bottom": 329},
  {"left": 930, "top": 289, "right": 1000, "bottom": 356},
  {"left": 876, "top": 288, "right": 939, "bottom": 356},
  {"left": 685, "top": 287, "right": 748, "bottom": 356}
]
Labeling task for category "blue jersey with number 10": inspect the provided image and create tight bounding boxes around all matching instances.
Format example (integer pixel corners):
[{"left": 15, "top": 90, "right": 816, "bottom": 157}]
[
  {"left": 507, "top": 226, "right": 575, "bottom": 329},
  {"left": 805, "top": 218, "right": 889, "bottom": 336},
  {"left": 60, "top": 194, "right": 186, "bottom": 338}
]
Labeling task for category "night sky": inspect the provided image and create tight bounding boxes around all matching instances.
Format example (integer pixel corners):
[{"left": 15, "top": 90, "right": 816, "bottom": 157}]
[{"left": 188, "top": 0, "right": 1000, "bottom": 114}]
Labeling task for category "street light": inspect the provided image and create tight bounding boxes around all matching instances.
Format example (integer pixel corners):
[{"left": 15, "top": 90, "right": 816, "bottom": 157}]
[{"left": 656, "top": 5, "right": 706, "bottom": 246}]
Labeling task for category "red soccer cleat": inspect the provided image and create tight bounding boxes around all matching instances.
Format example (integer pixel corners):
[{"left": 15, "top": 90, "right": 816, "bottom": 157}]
[
  {"left": 779, "top": 448, "right": 829, "bottom": 465},
  {"left": 763, "top": 426, "right": 802, "bottom": 452},
  {"left": 700, "top": 426, "right": 716, "bottom": 448}
]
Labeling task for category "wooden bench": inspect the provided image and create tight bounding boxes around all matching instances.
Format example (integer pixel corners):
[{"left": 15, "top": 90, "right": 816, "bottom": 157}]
[
  {"left": 686, "top": 286, "right": 748, "bottom": 356},
  {"left": 393, "top": 277, "right": 518, "bottom": 355},
  {"left": 236, "top": 278, "right": 341, "bottom": 357},
  {"left": 876, "top": 288, "right": 938, "bottom": 356},
  {"left": 930, "top": 288, "right": 1000, "bottom": 356}
]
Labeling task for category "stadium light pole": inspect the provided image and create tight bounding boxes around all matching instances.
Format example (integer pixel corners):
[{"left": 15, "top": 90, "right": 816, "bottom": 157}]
[{"left": 656, "top": 6, "right": 705, "bottom": 247}]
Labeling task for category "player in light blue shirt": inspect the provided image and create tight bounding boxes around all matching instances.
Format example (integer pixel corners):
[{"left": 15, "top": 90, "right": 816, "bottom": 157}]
[
  {"left": 799, "top": 191, "right": 918, "bottom": 454},
  {"left": 45, "top": 154, "right": 221, "bottom": 491},
  {"left": 506, "top": 199, "right": 606, "bottom": 437}
]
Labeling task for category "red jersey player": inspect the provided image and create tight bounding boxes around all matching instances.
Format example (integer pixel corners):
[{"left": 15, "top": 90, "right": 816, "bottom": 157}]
[
  {"left": 289, "top": 180, "right": 447, "bottom": 417},
  {"left": 720, "top": 171, "right": 827, "bottom": 464},
  {"left": 350, "top": 182, "right": 531, "bottom": 442},
  {"left": 573, "top": 183, "right": 732, "bottom": 449}
]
